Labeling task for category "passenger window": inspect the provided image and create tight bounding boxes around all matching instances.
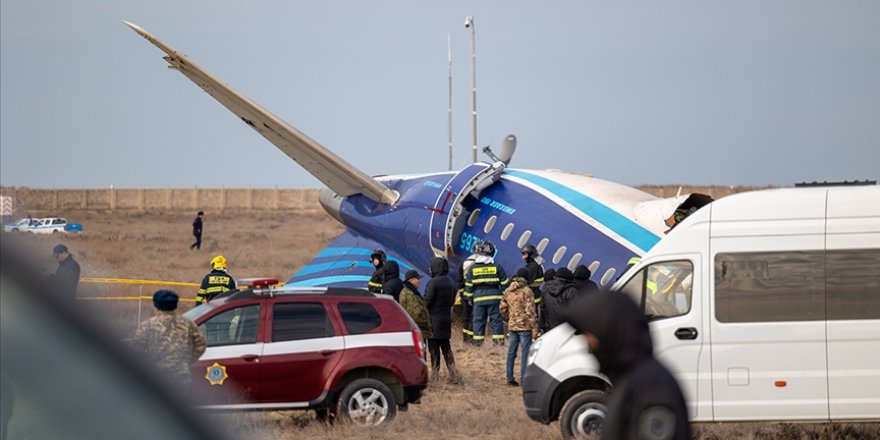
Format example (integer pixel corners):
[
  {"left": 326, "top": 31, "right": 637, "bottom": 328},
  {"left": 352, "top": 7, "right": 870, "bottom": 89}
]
[
  {"left": 619, "top": 261, "right": 694, "bottom": 320},
  {"left": 715, "top": 251, "right": 824, "bottom": 323},
  {"left": 500, "top": 223, "right": 515, "bottom": 241},
  {"left": 600, "top": 268, "right": 616, "bottom": 286},
  {"left": 537, "top": 238, "right": 549, "bottom": 255},
  {"left": 483, "top": 215, "right": 497, "bottom": 234},
  {"left": 338, "top": 302, "right": 382, "bottom": 335},
  {"left": 467, "top": 209, "right": 481, "bottom": 227},
  {"left": 272, "top": 303, "right": 334, "bottom": 342},
  {"left": 567, "top": 253, "right": 583, "bottom": 270},
  {"left": 201, "top": 305, "right": 261, "bottom": 347},
  {"left": 826, "top": 249, "right": 880, "bottom": 320},
  {"left": 517, "top": 230, "right": 532, "bottom": 248},
  {"left": 552, "top": 246, "right": 567, "bottom": 265},
  {"left": 588, "top": 261, "right": 600, "bottom": 274}
]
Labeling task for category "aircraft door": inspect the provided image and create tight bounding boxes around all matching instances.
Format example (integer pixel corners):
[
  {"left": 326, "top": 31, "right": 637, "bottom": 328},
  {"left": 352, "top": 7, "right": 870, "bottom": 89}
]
[{"left": 429, "top": 162, "right": 503, "bottom": 257}]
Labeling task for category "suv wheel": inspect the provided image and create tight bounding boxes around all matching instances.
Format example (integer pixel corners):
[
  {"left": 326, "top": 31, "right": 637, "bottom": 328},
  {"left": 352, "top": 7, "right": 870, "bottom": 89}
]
[
  {"left": 560, "top": 389, "right": 607, "bottom": 440},
  {"left": 336, "top": 378, "right": 397, "bottom": 426}
]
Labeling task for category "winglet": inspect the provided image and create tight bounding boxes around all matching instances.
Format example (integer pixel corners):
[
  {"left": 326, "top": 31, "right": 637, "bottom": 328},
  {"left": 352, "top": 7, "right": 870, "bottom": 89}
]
[{"left": 123, "top": 21, "right": 399, "bottom": 205}]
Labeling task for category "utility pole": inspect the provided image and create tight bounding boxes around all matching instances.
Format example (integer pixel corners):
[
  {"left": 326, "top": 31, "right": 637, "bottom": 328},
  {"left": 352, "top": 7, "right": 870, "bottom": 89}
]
[
  {"left": 465, "top": 16, "right": 477, "bottom": 163},
  {"left": 447, "top": 33, "right": 453, "bottom": 171}
]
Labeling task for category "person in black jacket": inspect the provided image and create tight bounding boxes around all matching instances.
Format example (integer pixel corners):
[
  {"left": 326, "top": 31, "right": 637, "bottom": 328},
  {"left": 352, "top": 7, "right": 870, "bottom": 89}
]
[
  {"left": 572, "top": 264, "right": 598, "bottom": 295},
  {"left": 563, "top": 292, "right": 691, "bottom": 440},
  {"left": 540, "top": 267, "right": 578, "bottom": 330},
  {"left": 190, "top": 211, "right": 204, "bottom": 250},
  {"left": 381, "top": 260, "right": 404, "bottom": 302},
  {"left": 52, "top": 244, "right": 80, "bottom": 302},
  {"left": 367, "top": 249, "right": 387, "bottom": 293},
  {"left": 424, "top": 257, "right": 462, "bottom": 382}
]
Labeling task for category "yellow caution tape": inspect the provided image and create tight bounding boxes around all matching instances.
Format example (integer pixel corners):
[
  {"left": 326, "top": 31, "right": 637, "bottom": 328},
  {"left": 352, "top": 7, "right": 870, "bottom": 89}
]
[{"left": 81, "top": 277, "right": 199, "bottom": 287}]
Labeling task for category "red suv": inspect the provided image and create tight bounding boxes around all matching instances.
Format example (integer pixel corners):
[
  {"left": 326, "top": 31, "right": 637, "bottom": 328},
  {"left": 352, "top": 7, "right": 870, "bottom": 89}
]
[{"left": 182, "top": 282, "right": 428, "bottom": 425}]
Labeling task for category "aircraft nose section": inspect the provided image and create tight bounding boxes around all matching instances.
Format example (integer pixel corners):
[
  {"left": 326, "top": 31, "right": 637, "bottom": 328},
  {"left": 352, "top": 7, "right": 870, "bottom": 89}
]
[{"left": 319, "top": 188, "right": 344, "bottom": 224}]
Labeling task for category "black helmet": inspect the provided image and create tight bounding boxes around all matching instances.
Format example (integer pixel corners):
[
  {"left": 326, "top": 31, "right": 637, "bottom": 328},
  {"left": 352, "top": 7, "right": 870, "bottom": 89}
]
[
  {"left": 370, "top": 249, "right": 387, "bottom": 263},
  {"left": 521, "top": 243, "right": 538, "bottom": 259},
  {"left": 472, "top": 240, "right": 496, "bottom": 257}
]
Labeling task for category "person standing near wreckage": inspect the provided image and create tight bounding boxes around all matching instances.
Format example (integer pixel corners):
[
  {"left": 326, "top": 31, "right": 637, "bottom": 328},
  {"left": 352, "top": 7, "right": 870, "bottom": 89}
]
[{"left": 190, "top": 211, "right": 204, "bottom": 250}]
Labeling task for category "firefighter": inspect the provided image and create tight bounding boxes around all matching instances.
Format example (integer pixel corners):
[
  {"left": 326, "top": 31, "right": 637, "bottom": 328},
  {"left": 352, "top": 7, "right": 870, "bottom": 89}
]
[
  {"left": 457, "top": 255, "right": 477, "bottom": 344},
  {"left": 196, "top": 255, "right": 236, "bottom": 305},
  {"left": 367, "top": 249, "right": 387, "bottom": 293},
  {"left": 464, "top": 240, "right": 509, "bottom": 346}
]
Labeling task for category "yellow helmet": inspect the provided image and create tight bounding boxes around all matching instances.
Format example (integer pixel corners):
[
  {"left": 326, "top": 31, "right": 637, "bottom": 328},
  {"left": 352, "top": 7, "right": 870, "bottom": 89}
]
[{"left": 211, "top": 255, "right": 228, "bottom": 270}]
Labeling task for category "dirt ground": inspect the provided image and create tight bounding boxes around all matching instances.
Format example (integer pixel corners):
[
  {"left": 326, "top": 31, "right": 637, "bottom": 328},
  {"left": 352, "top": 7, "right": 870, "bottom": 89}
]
[{"left": 2, "top": 209, "right": 877, "bottom": 440}]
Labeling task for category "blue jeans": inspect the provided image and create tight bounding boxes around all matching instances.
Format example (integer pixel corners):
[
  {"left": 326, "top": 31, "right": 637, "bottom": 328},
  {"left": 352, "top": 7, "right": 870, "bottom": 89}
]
[
  {"left": 506, "top": 330, "right": 532, "bottom": 382},
  {"left": 472, "top": 300, "right": 504, "bottom": 344}
]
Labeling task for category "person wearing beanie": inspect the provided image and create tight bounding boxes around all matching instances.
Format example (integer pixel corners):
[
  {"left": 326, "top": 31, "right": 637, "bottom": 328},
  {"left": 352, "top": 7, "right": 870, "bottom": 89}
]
[
  {"left": 572, "top": 264, "right": 599, "bottom": 295},
  {"left": 500, "top": 267, "right": 538, "bottom": 386},
  {"left": 132, "top": 290, "right": 207, "bottom": 393},
  {"left": 562, "top": 292, "right": 690, "bottom": 440},
  {"left": 539, "top": 267, "right": 578, "bottom": 330}
]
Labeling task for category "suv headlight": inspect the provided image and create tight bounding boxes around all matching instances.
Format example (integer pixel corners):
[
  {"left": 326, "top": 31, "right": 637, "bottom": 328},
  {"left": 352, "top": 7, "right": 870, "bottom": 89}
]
[{"left": 527, "top": 338, "right": 542, "bottom": 365}]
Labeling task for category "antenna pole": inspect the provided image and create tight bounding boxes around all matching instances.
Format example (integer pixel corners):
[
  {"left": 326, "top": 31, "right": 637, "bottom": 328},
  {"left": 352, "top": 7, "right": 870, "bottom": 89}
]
[
  {"left": 448, "top": 33, "right": 453, "bottom": 171},
  {"left": 465, "top": 16, "right": 477, "bottom": 163}
]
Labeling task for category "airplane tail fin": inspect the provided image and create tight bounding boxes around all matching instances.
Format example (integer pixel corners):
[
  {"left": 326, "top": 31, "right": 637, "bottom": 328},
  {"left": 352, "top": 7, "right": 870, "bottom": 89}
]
[{"left": 123, "top": 21, "right": 399, "bottom": 205}]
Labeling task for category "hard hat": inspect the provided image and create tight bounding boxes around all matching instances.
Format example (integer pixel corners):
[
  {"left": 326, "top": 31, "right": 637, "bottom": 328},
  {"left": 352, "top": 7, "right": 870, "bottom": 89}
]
[
  {"left": 472, "top": 240, "right": 496, "bottom": 257},
  {"left": 520, "top": 243, "right": 538, "bottom": 258},
  {"left": 370, "top": 249, "right": 387, "bottom": 263},
  {"left": 211, "top": 255, "right": 228, "bottom": 270}
]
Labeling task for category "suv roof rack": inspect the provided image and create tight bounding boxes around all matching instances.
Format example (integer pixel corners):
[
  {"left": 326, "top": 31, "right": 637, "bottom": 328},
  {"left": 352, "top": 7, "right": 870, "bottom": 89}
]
[{"left": 795, "top": 179, "right": 877, "bottom": 187}]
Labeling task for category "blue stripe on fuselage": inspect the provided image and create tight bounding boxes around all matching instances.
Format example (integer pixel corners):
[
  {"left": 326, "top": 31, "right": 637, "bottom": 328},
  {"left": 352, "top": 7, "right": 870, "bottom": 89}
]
[{"left": 504, "top": 170, "right": 659, "bottom": 252}]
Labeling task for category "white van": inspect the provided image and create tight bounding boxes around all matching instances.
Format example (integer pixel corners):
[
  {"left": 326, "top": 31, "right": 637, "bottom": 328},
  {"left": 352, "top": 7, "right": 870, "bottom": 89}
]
[{"left": 522, "top": 184, "right": 880, "bottom": 439}]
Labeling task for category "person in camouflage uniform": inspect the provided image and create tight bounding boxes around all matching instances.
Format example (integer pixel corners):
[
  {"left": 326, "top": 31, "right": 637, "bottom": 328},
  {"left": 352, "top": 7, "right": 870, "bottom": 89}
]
[
  {"left": 400, "top": 270, "right": 433, "bottom": 344},
  {"left": 132, "top": 290, "right": 207, "bottom": 392},
  {"left": 500, "top": 268, "right": 538, "bottom": 386}
]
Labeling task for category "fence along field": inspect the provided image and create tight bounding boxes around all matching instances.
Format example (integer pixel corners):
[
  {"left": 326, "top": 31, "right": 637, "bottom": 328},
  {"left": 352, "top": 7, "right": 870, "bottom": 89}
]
[{"left": 2, "top": 187, "right": 877, "bottom": 439}]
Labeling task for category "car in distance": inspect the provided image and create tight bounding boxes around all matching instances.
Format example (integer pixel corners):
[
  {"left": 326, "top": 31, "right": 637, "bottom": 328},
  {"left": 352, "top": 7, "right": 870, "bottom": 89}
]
[
  {"left": 182, "top": 280, "right": 429, "bottom": 426},
  {"left": 3, "top": 218, "right": 31, "bottom": 232}
]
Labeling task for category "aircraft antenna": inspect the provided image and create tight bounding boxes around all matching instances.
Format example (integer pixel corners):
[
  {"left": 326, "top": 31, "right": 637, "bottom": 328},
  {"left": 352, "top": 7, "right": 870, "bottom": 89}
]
[{"left": 448, "top": 33, "right": 453, "bottom": 171}]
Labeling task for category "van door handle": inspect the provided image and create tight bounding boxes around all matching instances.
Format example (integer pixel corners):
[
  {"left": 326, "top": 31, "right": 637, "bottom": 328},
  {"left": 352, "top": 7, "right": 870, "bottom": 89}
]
[
  {"left": 674, "top": 327, "right": 698, "bottom": 340},
  {"left": 319, "top": 349, "right": 336, "bottom": 357},
  {"left": 240, "top": 354, "right": 259, "bottom": 362}
]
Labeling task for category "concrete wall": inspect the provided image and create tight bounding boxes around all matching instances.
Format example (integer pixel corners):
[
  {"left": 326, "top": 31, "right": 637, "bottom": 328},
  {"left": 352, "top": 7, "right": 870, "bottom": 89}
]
[{"left": 0, "top": 187, "right": 322, "bottom": 214}]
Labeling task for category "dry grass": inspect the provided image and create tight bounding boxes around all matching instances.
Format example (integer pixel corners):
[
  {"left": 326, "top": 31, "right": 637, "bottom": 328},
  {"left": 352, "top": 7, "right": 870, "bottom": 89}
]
[{"left": 4, "top": 209, "right": 878, "bottom": 439}]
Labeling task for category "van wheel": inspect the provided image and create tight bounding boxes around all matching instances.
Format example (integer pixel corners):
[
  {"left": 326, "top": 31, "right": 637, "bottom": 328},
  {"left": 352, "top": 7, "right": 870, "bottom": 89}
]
[
  {"left": 336, "top": 378, "right": 397, "bottom": 427},
  {"left": 560, "top": 389, "right": 607, "bottom": 440}
]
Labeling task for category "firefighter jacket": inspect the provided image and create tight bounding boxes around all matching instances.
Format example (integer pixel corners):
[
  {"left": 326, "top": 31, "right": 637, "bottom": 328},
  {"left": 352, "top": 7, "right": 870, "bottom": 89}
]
[
  {"left": 500, "top": 277, "right": 538, "bottom": 336},
  {"left": 400, "top": 282, "right": 433, "bottom": 339},
  {"left": 464, "top": 256, "right": 509, "bottom": 304},
  {"left": 368, "top": 264, "right": 384, "bottom": 293},
  {"left": 196, "top": 269, "right": 236, "bottom": 305}
]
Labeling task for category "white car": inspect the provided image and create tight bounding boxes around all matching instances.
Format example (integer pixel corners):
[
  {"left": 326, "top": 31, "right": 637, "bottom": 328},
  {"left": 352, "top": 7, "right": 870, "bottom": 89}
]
[
  {"left": 28, "top": 217, "right": 71, "bottom": 234},
  {"left": 3, "top": 218, "right": 31, "bottom": 232}
]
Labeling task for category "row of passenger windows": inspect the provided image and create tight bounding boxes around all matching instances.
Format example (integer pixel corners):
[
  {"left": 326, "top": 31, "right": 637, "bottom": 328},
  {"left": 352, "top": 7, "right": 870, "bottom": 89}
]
[{"left": 467, "top": 208, "right": 617, "bottom": 286}]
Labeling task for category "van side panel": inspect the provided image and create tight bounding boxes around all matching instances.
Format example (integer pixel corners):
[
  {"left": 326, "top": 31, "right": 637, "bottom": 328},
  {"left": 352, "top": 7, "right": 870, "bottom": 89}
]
[
  {"left": 709, "top": 190, "right": 829, "bottom": 421},
  {"left": 824, "top": 188, "right": 880, "bottom": 420}
]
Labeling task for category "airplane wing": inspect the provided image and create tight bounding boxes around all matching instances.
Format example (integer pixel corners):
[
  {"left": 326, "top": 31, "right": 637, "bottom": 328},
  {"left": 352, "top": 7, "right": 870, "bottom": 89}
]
[
  {"left": 123, "top": 21, "right": 399, "bottom": 205},
  {"left": 286, "top": 229, "right": 421, "bottom": 287}
]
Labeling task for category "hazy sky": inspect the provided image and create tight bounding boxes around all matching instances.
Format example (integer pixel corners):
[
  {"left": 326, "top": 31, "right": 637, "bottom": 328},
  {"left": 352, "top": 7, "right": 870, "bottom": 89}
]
[{"left": 1, "top": 1, "right": 878, "bottom": 189}]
